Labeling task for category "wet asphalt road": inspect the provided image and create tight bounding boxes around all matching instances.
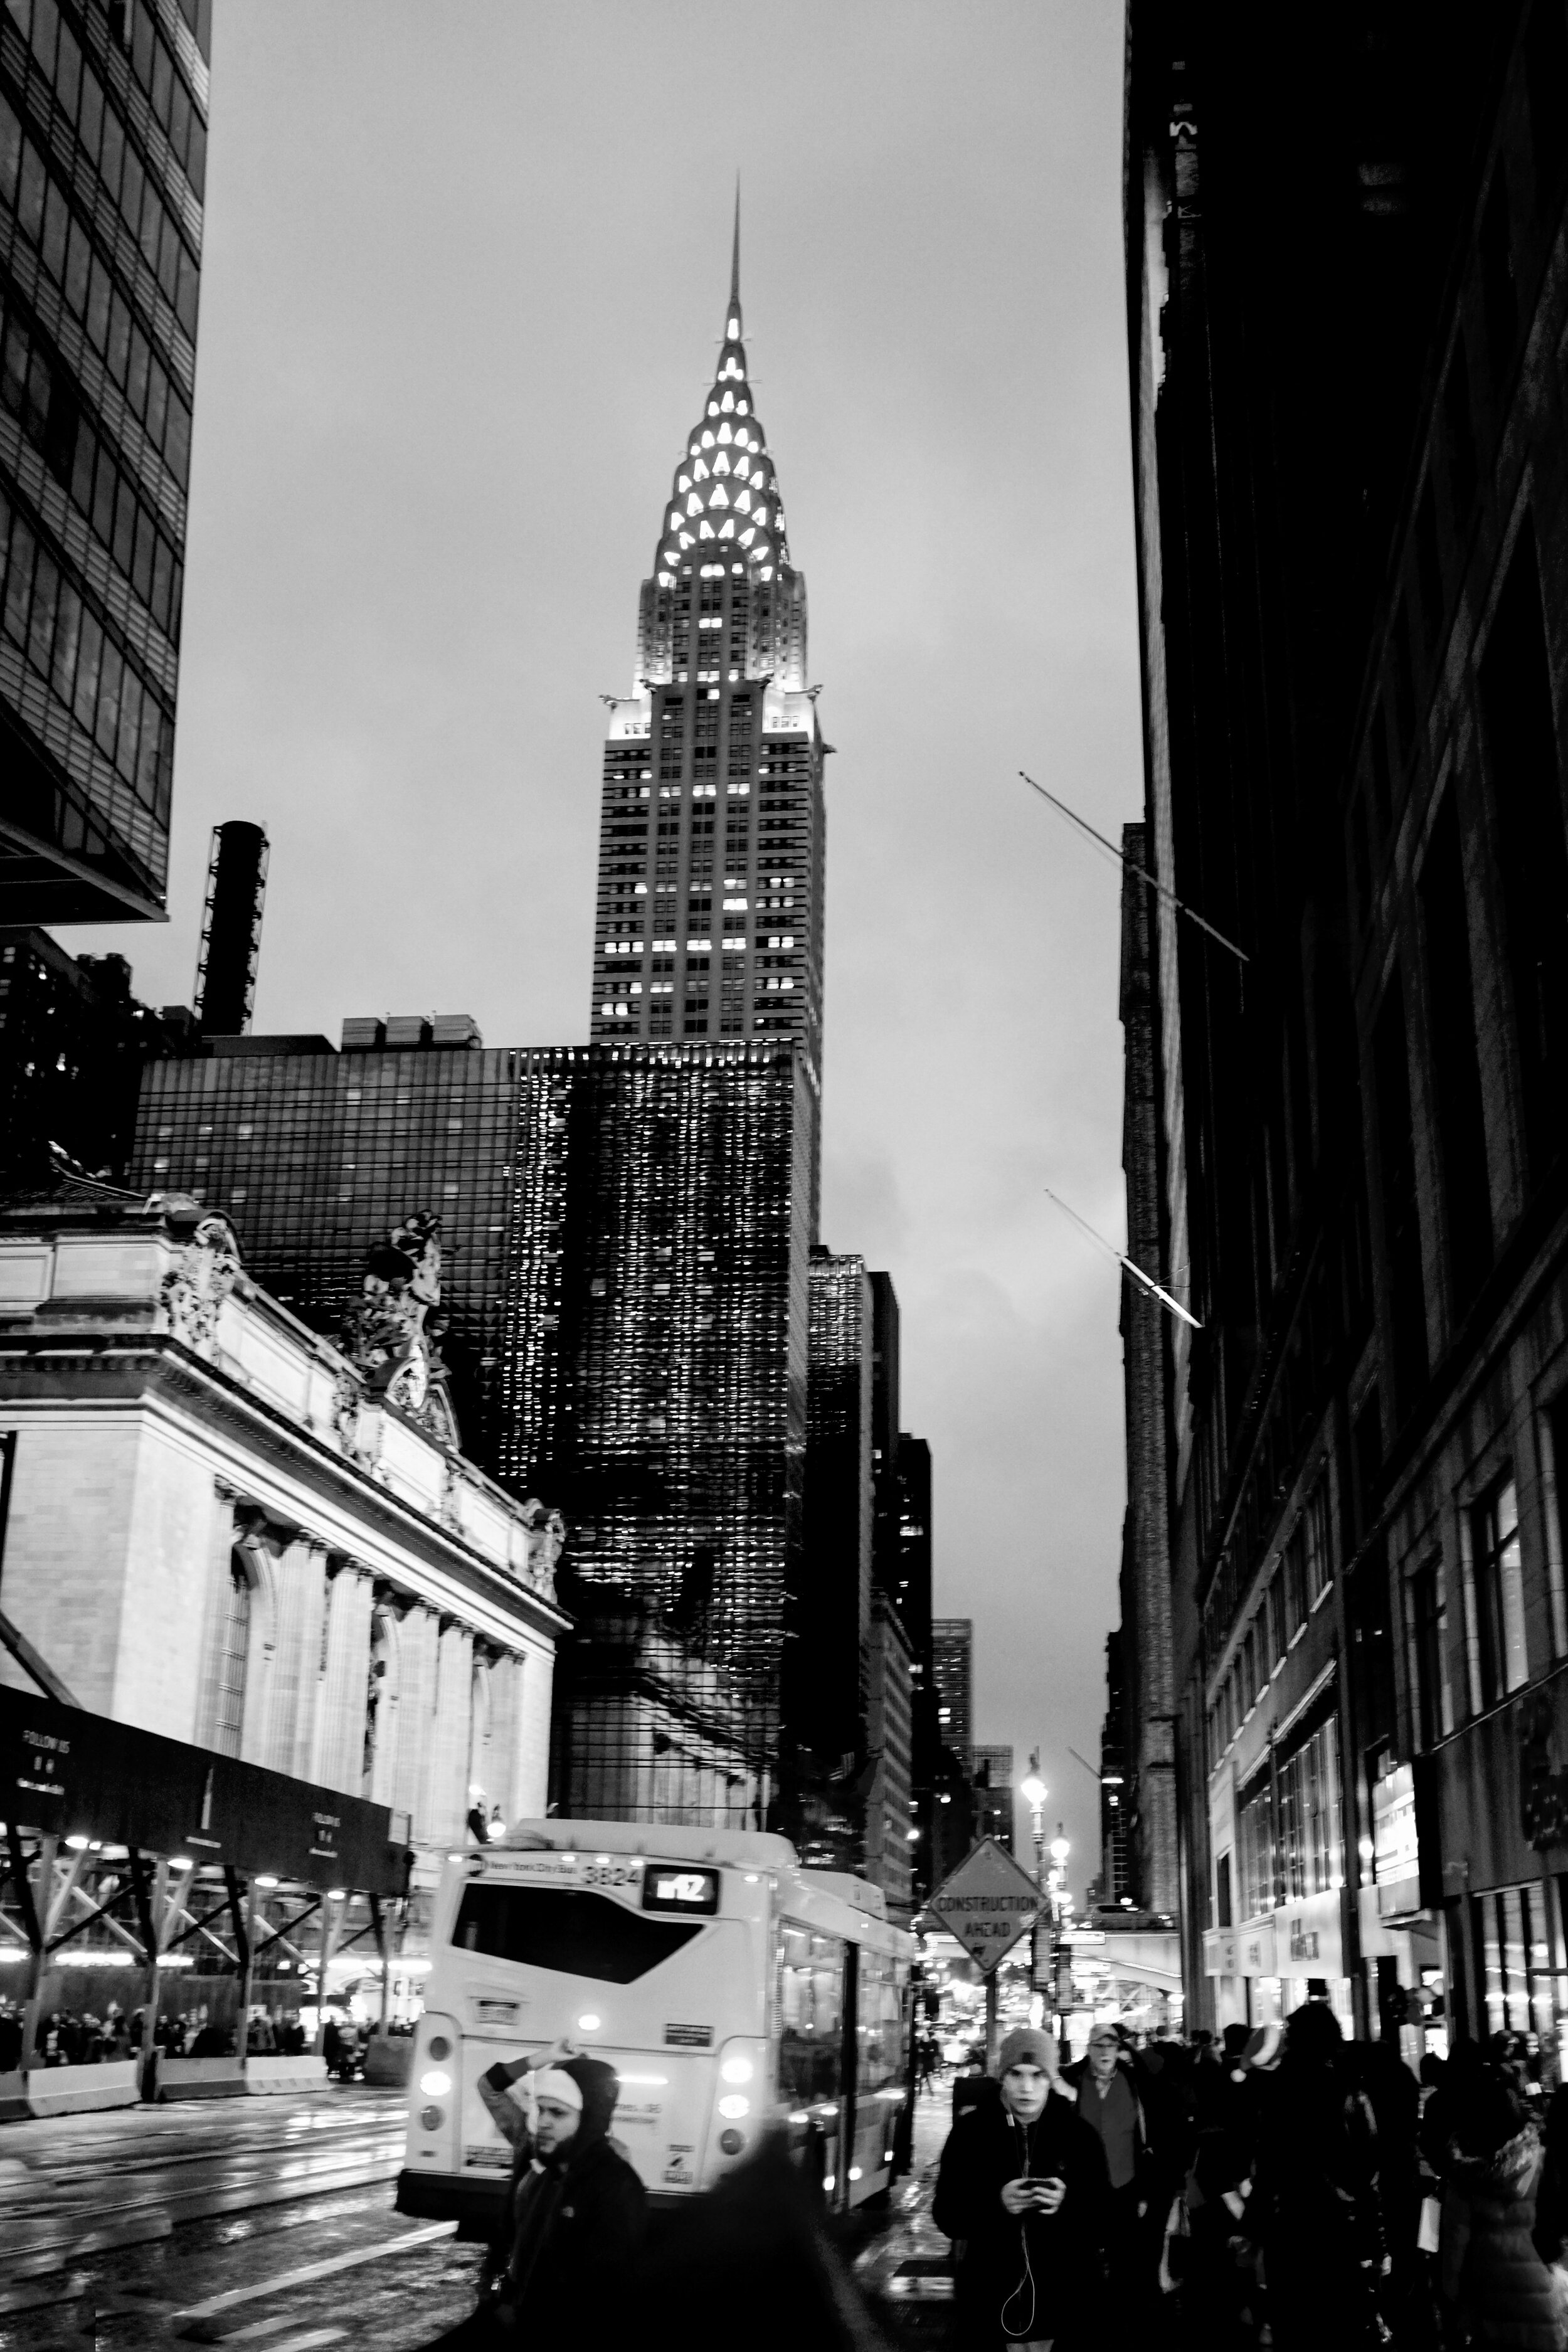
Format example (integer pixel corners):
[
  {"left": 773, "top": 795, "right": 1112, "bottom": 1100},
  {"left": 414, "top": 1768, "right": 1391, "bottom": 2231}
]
[
  {"left": 0, "top": 2087, "right": 481, "bottom": 2351},
  {"left": 0, "top": 2080, "right": 961, "bottom": 2351}
]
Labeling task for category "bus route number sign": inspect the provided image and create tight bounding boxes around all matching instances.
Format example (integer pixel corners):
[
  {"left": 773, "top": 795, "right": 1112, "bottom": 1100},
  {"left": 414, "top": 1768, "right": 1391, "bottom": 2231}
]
[{"left": 642, "top": 1865, "right": 721, "bottom": 1915}]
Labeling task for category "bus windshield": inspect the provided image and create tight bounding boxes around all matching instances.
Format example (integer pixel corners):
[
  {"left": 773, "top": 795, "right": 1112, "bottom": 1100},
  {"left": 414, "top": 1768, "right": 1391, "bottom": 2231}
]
[{"left": 452, "top": 1885, "right": 707, "bottom": 1983}]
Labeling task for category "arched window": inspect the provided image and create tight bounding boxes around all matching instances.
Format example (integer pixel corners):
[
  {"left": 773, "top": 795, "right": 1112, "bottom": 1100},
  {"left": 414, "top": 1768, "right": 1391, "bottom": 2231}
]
[{"left": 209, "top": 1550, "right": 252, "bottom": 1758}]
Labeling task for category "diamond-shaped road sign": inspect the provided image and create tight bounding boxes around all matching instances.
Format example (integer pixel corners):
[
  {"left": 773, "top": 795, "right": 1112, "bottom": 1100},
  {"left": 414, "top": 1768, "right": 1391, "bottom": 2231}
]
[{"left": 926, "top": 1836, "right": 1044, "bottom": 1974}]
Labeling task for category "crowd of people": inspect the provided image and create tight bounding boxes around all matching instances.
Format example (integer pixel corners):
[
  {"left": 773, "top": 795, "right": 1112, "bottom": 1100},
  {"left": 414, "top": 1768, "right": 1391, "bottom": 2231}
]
[
  {"left": 928, "top": 2003, "right": 1568, "bottom": 2351},
  {"left": 0, "top": 1999, "right": 391, "bottom": 2071}
]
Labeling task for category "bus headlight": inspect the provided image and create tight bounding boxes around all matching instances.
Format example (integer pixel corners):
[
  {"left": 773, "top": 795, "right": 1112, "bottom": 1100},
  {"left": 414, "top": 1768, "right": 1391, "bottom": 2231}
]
[
  {"left": 718, "top": 2094, "right": 750, "bottom": 2120},
  {"left": 720, "top": 2056, "right": 753, "bottom": 2084},
  {"left": 420, "top": 2106, "right": 445, "bottom": 2131},
  {"left": 420, "top": 2070, "right": 452, "bottom": 2097}
]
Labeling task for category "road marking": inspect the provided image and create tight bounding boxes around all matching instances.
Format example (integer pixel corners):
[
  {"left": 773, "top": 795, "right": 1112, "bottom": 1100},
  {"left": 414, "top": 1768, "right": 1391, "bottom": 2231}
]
[
  {"left": 223, "top": 2323, "right": 350, "bottom": 2346},
  {"left": 172, "top": 2222, "right": 457, "bottom": 2321}
]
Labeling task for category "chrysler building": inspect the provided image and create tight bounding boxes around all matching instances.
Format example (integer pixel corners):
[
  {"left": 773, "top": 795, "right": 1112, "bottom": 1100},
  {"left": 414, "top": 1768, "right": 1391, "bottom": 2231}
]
[{"left": 590, "top": 218, "right": 827, "bottom": 1123}]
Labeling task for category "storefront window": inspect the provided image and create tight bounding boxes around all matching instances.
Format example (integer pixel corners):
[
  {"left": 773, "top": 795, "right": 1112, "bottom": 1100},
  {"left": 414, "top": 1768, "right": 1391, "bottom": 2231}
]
[
  {"left": 1474, "top": 1881, "right": 1567, "bottom": 2084},
  {"left": 1471, "top": 1477, "right": 1527, "bottom": 1707}
]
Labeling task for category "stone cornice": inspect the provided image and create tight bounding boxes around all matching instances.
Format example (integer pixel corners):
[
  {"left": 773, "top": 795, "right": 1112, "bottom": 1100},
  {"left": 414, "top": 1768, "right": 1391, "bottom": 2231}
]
[{"left": 0, "top": 1334, "right": 570, "bottom": 1642}]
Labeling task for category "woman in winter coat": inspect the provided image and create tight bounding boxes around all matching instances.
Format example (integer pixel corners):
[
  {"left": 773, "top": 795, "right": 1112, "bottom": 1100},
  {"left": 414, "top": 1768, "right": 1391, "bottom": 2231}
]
[
  {"left": 1249, "top": 2003, "right": 1385, "bottom": 2352},
  {"left": 1441, "top": 2068, "right": 1567, "bottom": 2351},
  {"left": 932, "top": 2026, "right": 1108, "bottom": 2350}
]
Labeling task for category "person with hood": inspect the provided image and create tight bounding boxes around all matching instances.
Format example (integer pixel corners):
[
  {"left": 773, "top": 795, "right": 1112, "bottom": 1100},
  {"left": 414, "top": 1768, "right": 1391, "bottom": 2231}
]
[
  {"left": 426, "top": 2046, "right": 647, "bottom": 2346},
  {"left": 1441, "top": 2066, "right": 1567, "bottom": 2351},
  {"left": 932, "top": 2025, "right": 1108, "bottom": 2349}
]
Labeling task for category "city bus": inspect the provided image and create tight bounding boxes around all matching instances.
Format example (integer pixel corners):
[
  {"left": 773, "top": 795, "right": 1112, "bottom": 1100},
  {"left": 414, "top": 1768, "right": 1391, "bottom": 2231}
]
[{"left": 396, "top": 1821, "right": 914, "bottom": 2227}]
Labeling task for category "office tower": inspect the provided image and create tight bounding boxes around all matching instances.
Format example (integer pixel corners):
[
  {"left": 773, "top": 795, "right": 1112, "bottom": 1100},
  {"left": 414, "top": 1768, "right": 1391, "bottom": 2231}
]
[
  {"left": 972, "top": 1744, "right": 1015, "bottom": 1853},
  {"left": 1, "top": 0, "right": 209, "bottom": 924},
  {"left": 133, "top": 1029, "right": 812, "bottom": 1734},
  {"left": 589, "top": 220, "right": 827, "bottom": 1219},
  {"left": 866, "top": 1588, "right": 913, "bottom": 1919},
  {"left": 194, "top": 820, "right": 268, "bottom": 1035},
  {"left": 788, "top": 1247, "right": 872, "bottom": 1764},
  {"left": 931, "top": 1616, "right": 973, "bottom": 1775},
  {"left": 0, "top": 924, "right": 181, "bottom": 1185}
]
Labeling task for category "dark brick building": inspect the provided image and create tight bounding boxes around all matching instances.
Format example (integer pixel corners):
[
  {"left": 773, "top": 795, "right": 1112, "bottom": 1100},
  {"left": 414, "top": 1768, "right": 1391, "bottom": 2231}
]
[{"left": 1122, "top": 0, "right": 1568, "bottom": 2045}]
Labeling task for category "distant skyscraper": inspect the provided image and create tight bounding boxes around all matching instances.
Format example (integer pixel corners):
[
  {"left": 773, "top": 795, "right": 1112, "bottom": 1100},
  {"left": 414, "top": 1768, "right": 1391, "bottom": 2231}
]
[
  {"left": 972, "top": 1743, "right": 1015, "bottom": 1854},
  {"left": 590, "top": 213, "right": 826, "bottom": 1219},
  {"left": 0, "top": 0, "right": 209, "bottom": 923},
  {"left": 787, "top": 1248, "right": 873, "bottom": 1772},
  {"left": 931, "top": 1616, "right": 973, "bottom": 1774}
]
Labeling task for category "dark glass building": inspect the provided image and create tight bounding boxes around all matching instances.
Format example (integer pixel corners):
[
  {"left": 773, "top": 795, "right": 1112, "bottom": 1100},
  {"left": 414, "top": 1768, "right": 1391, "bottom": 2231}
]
[
  {"left": 1, "top": 0, "right": 208, "bottom": 923},
  {"left": 787, "top": 1246, "right": 872, "bottom": 1764},
  {"left": 590, "top": 226, "right": 827, "bottom": 1224},
  {"left": 0, "top": 919, "right": 181, "bottom": 1183},
  {"left": 132, "top": 1029, "right": 813, "bottom": 1735}
]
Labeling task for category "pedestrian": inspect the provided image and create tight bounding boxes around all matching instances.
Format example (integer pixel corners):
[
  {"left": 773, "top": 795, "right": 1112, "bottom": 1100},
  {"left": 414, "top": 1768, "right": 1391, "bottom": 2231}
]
[
  {"left": 1441, "top": 2065, "right": 1567, "bottom": 2350},
  {"left": 424, "top": 2050, "right": 647, "bottom": 2346},
  {"left": 1071, "top": 2020, "right": 1156, "bottom": 2338},
  {"left": 932, "top": 2023, "right": 1108, "bottom": 2350},
  {"left": 1249, "top": 2003, "right": 1384, "bottom": 2352}
]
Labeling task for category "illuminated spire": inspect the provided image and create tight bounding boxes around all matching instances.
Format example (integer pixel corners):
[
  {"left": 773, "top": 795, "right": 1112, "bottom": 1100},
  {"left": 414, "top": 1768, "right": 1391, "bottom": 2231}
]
[
  {"left": 729, "top": 177, "right": 741, "bottom": 330},
  {"left": 650, "top": 200, "right": 789, "bottom": 581}
]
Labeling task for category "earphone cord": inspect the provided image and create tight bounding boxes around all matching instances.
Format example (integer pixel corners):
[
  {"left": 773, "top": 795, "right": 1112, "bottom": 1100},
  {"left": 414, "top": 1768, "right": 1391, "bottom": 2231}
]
[{"left": 999, "top": 2114, "right": 1037, "bottom": 2342}]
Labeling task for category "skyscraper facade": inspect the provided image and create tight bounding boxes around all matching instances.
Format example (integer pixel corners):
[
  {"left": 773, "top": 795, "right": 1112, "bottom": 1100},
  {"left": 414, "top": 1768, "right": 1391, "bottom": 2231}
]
[
  {"left": 931, "top": 1616, "right": 973, "bottom": 1775},
  {"left": 788, "top": 1246, "right": 872, "bottom": 1764},
  {"left": 589, "top": 226, "right": 826, "bottom": 1218},
  {"left": 1, "top": 0, "right": 208, "bottom": 924},
  {"left": 972, "top": 1743, "right": 1015, "bottom": 1854}
]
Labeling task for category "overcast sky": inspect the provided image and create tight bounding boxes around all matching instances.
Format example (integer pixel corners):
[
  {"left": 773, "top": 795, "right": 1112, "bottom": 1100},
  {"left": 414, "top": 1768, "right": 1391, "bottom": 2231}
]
[{"left": 68, "top": 1, "right": 1142, "bottom": 1890}]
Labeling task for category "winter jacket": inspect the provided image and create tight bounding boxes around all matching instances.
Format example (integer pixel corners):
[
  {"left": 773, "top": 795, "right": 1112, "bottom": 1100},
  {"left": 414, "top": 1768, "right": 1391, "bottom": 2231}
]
[
  {"left": 487, "top": 2057, "right": 647, "bottom": 2339},
  {"left": 1251, "top": 2060, "right": 1385, "bottom": 2352},
  {"left": 932, "top": 2089, "right": 1108, "bottom": 2347},
  {"left": 1443, "top": 2124, "right": 1568, "bottom": 2352}
]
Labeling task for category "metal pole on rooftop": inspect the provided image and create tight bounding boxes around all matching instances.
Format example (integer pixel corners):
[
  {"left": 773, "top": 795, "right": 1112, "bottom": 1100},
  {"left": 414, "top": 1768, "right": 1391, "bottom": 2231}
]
[{"left": 371, "top": 1894, "right": 390, "bottom": 2038}]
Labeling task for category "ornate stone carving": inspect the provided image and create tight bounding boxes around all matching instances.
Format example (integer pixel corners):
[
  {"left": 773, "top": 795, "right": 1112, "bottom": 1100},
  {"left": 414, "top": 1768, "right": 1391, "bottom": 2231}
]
[
  {"left": 339, "top": 1213, "right": 460, "bottom": 1449},
  {"left": 519, "top": 1498, "right": 566, "bottom": 1596},
  {"left": 161, "top": 1214, "right": 241, "bottom": 1352}
]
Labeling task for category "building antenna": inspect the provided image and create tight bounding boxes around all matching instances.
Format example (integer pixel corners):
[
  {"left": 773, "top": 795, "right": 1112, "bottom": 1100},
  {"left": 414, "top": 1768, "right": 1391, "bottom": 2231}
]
[
  {"left": 1043, "top": 1186, "right": 1203, "bottom": 1332},
  {"left": 1017, "top": 770, "right": 1249, "bottom": 965}
]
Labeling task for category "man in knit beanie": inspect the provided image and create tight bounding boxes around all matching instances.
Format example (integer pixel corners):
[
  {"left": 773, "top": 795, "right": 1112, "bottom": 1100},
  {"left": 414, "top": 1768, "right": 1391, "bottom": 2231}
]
[{"left": 933, "top": 2018, "right": 1107, "bottom": 2347}]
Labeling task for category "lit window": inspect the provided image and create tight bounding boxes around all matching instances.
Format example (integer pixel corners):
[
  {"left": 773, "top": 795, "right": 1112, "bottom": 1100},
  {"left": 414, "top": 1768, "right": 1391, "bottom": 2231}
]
[
  {"left": 686, "top": 492, "right": 702, "bottom": 517},
  {"left": 694, "top": 460, "right": 709, "bottom": 482},
  {"left": 600, "top": 1001, "right": 615, "bottom": 1016},
  {"left": 718, "top": 421, "right": 733, "bottom": 444},
  {"left": 702, "top": 429, "right": 716, "bottom": 447},
  {"left": 710, "top": 485, "right": 729, "bottom": 508},
  {"left": 678, "top": 474, "right": 692, "bottom": 493},
  {"left": 714, "top": 452, "right": 731, "bottom": 476},
  {"left": 734, "top": 489, "right": 752, "bottom": 513},
  {"left": 721, "top": 391, "right": 735, "bottom": 411},
  {"left": 728, "top": 316, "right": 740, "bottom": 339},
  {"left": 724, "top": 897, "right": 748, "bottom": 911},
  {"left": 737, "top": 398, "right": 749, "bottom": 415}
]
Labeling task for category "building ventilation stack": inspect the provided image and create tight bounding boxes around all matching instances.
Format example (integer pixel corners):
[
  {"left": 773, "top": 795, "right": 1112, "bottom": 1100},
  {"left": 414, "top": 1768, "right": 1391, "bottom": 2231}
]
[{"left": 193, "top": 822, "right": 270, "bottom": 1036}]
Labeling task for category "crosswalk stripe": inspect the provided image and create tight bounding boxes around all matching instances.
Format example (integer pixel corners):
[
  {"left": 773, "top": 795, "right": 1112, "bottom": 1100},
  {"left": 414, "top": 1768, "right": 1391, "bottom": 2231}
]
[{"left": 171, "top": 2223, "right": 457, "bottom": 2323}]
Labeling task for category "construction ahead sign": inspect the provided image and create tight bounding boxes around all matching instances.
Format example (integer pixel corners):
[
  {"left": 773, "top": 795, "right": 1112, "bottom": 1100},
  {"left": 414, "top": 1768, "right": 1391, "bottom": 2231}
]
[{"left": 927, "top": 1837, "right": 1043, "bottom": 1974}]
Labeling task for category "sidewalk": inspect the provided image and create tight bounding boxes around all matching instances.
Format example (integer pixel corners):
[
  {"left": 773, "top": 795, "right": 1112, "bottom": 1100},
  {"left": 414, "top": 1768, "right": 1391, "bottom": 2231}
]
[{"left": 852, "top": 2084, "right": 954, "bottom": 2339}]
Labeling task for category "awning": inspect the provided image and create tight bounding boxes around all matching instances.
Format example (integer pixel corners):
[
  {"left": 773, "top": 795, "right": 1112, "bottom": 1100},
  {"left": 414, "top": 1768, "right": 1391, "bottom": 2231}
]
[{"left": 3, "top": 1690, "right": 408, "bottom": 1896}]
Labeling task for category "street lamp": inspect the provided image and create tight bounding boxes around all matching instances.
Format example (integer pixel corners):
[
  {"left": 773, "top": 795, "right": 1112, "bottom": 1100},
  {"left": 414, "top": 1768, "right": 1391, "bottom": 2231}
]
[{"left": 1022, "top": 1751, "right": 1049, "bottom": 2026}]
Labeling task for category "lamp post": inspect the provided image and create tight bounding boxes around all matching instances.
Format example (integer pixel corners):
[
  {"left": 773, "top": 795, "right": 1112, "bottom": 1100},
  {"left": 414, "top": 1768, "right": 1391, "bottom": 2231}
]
[
  {"left": 1048, "top": 1826, "right": 1071, "bottom": 2038},
  {"left": 1020, "top": 1751, "right": 1048, "bottom": 2021}
]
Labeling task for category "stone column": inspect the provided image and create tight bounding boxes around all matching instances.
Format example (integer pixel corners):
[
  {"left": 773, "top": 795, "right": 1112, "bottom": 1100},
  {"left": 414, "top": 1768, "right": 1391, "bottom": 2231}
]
[
  {"left": 426, "top": 1618, "right": 475, "bottom": 1850},
  {"left": 394, "top": 1603, "right": 440, "bottom": 1843},
  {"left": 193, "top": 1483, "right": 240, "bottom": 1749},
  {"left": 310, "top": 1558, "right": 374, "bottom": 1796},
  {"left": 266, "top": 1535, "right": 328, "bottom": 1779}
]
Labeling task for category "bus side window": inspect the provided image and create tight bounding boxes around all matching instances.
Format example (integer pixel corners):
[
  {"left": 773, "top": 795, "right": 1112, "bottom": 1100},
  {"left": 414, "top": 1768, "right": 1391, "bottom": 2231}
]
[
  {"left": 856, "top": 1947, "right": 902, "bottom": 2094},
  {"left": 778, "top": 1924, "right": 844, "bottom": 2104}
]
